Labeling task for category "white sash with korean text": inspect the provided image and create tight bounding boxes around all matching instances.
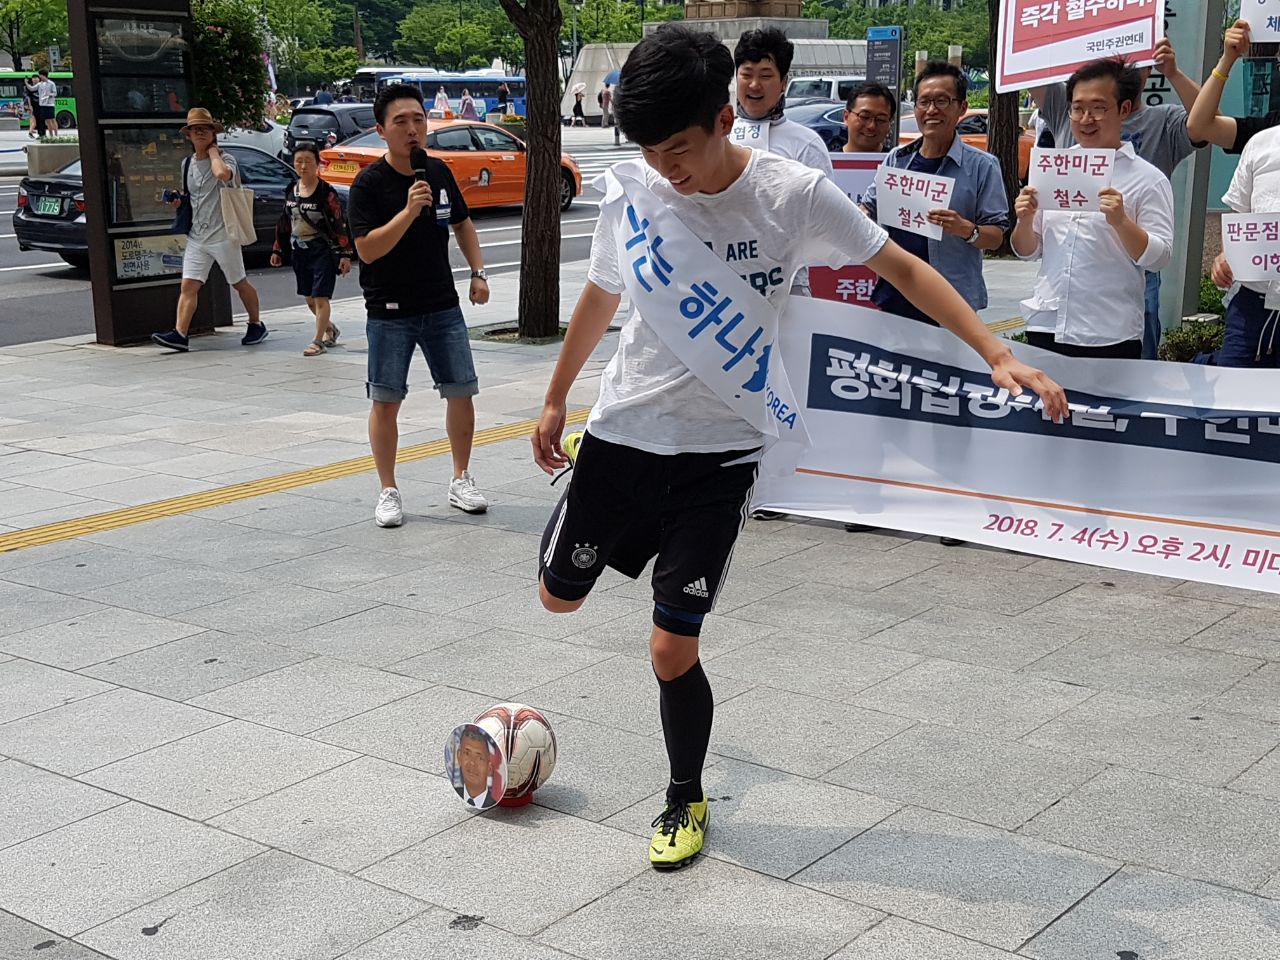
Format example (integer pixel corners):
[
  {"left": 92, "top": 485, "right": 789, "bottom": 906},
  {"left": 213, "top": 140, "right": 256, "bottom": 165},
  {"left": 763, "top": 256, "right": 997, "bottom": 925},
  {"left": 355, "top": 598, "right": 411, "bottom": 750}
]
[
  {"left": 730, "top": 117, "right": 770, "bottom": 151},
  {"left": 599, "top": 160, "right": 809, "bottom": 446}
]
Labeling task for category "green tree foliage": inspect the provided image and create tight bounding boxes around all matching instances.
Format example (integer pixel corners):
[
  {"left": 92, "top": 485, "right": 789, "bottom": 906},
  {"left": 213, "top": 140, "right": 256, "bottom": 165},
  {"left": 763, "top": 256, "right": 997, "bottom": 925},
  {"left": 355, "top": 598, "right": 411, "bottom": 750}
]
[
  {"left": 0, "top": 0, "right": 66, "bottom": 70},
  {"left": 191, "top": 0, "right": 270, "bottom": 130},
  {"left": 825, "top": 0, "right": 989, "bottom": 74},
  {"left": 291, "top": 44, "right": 362, "bottom": 89},
  {"left": 396, "top": 1, "right": 533, "bottom": 70}
]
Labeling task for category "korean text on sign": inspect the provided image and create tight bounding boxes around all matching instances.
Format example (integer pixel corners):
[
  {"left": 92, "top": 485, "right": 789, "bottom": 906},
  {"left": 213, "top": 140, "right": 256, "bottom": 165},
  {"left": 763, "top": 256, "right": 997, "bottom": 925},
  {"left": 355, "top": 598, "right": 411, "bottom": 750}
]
[
  {"left": 1222, "top": 213, "right": 1280, "bottom": 283},
  {"left": 1242, "top": 0, "right": 1280, "bottom": 44},
  {"left": 1028, "top": 148, "right": 1114, "bottom": 213},
  {"left": 874, "top": 166, "right": 955, "bottom": 241}
]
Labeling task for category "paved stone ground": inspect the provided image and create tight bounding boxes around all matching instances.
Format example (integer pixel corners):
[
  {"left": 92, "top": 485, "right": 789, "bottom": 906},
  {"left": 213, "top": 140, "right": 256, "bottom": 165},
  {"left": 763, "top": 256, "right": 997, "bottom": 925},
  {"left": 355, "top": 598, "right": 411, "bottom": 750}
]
[{"left": 2, "top": 284, "right": 1279, "bottom": 960}]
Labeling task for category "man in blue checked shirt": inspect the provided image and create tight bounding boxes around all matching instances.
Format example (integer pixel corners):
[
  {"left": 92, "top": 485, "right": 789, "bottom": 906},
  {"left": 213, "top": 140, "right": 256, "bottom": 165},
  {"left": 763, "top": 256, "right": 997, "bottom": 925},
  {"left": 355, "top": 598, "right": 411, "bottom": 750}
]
[{"left": 861, "top": 61, "right": 1011, "bottom": 325}]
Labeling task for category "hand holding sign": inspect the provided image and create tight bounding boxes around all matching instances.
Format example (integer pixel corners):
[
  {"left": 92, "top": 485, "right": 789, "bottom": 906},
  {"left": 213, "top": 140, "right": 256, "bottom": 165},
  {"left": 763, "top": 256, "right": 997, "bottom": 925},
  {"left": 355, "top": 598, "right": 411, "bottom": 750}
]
[
  {"left": 1221, "top": 213, "right": 1280, "bottom": 283},
  {"left": 875, "top": 166, "right": 956, "bottom": 241},
  {"left": 1028, "top": 148, "right": 1115, "bottom": 213}
]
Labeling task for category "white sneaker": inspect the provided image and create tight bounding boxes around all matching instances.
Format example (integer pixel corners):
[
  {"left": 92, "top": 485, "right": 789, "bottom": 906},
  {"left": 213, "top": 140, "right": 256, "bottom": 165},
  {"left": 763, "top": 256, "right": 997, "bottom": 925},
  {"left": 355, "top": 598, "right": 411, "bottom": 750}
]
[
  {"left": 448, "top": 470, "right": 489, "bottom": 514},
  {"left": 374, "top": 487, "right": 404, "bottom": 527}
]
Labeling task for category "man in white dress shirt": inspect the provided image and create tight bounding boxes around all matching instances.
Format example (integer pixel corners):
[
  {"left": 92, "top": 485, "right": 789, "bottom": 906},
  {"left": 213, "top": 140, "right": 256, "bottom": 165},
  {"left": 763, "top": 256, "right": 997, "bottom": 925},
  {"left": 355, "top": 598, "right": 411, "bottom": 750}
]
[{"left": 1012, "top": 58, "right": 1174, "bottom": 359}]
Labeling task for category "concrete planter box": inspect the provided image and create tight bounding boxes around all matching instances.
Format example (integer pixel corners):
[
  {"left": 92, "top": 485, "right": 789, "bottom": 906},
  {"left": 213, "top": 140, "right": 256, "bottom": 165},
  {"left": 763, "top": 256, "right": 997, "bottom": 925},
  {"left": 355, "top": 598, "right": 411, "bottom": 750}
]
[
  {"left": 0, "top": 117, "right": 19, "bottom": 131},
  {"left": 26, "top": 141, "right": 80, "bottom": 176}
]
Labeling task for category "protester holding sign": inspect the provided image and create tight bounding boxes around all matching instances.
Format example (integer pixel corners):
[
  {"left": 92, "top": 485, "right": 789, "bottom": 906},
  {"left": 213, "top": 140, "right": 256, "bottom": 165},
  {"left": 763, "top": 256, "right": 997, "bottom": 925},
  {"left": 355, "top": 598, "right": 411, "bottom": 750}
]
[
  {"left": 843, "top": 81, "right": 897, "bottom": 154},
  {"left": 1216, "top": 121, "right": 1280, "bottom": 368},
  {"left": 1187, "top": 20, "right": 1279, "bottom": 156},
  {"left": 1029, "top": 40, "right": 1204, "bottom": 359},
  {"left": 862, "top": 63, "right": 1010, "bottom": 326},
  {"left": 1013, "top": 59, "right": 1174, "bottom": 359},
  {"left": 530, "top": 25, "right": 1066, "bottom": 874}
]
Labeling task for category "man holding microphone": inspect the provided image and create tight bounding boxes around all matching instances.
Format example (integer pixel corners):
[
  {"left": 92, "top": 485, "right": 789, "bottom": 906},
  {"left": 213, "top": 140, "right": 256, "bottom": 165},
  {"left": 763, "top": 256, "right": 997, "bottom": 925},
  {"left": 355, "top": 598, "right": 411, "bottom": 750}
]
[{"left": 347, "top": 84, "right": 491, "bottom": 528}]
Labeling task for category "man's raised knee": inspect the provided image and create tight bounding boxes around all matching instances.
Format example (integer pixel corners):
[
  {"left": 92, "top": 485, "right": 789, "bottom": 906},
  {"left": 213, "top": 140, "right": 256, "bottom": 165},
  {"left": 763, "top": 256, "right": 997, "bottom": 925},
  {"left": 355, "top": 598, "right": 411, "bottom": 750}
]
[{"left": 539, "top": 578, "right": 585, "bottom": 614}]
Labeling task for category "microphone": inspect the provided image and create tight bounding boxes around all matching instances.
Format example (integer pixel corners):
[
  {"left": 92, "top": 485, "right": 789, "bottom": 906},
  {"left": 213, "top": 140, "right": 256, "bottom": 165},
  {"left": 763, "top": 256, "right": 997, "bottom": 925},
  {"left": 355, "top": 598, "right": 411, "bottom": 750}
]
[{"left": 410, "top": 147, "right": 429, "bottom": 182}]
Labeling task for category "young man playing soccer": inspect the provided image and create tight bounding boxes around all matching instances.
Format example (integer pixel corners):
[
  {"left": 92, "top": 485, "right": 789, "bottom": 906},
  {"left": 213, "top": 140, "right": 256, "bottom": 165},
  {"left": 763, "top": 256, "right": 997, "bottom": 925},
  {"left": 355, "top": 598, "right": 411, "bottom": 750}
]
[{"left": 531, "top": 25, "right": 1067, "bottom": 871}]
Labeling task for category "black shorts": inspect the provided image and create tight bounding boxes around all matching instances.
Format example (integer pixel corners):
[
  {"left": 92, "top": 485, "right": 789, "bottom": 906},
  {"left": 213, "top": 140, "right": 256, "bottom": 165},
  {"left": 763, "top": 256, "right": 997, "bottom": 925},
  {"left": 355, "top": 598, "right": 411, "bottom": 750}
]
[
  {"left": 291, "top": 243, "right": 337, "bottom": 299},
  {"left": 539, "top": 431, "right": 759, "bottom": 613}
]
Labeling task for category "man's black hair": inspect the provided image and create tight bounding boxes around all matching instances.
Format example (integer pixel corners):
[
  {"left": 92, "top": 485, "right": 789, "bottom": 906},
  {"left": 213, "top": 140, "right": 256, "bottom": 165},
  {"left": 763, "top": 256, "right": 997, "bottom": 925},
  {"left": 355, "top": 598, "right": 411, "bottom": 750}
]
[
  {"left": 616, "top": 24, "right": 733, "bottom": 146},
  {"left": 374, "top": 83, "right": 424, "bottom": 125},
  {"left": 734, "top": 27, "right": 793, "bottom": 76},
  {"left": 1066, "top": 56, "right": 1143, "bottom": 109},
  {"left": 292, "top": 141, "right": 321, "bottom": 161},
  {"left": 846, "top": 80, "right": 897, "bottom": 119},
  {"left": 38, "top": 68, "right": 48, "bottom": 78},
  {"left": 913, "top": 61, "right": 967, "bottom": 101},
  {"left": 459, "top": 728, "right": 489, "bottom": 749}
]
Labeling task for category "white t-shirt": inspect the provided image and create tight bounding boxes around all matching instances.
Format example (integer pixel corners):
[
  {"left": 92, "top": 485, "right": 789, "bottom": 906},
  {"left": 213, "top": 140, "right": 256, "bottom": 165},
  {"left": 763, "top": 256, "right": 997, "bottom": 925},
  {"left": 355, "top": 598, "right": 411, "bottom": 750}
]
[
  {"left": 586, "top": 149, "right": 888, "bottom": 455},
  {"left": 37, "top": 80, "right": 57, "bottom": 108},
  {"left": 1223, "top": 124, "right": 1280, "bottom": 305},
  {"left": 764, "top": 118, "right": 835, "bottom": 178}
]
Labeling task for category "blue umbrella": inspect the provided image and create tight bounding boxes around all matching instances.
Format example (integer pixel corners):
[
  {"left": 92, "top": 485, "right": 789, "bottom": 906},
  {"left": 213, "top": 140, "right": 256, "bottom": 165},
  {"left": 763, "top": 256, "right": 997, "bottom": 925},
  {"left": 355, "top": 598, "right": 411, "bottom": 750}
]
[{"left": 604, "top": 69, "right": 621, "bottom": 85}]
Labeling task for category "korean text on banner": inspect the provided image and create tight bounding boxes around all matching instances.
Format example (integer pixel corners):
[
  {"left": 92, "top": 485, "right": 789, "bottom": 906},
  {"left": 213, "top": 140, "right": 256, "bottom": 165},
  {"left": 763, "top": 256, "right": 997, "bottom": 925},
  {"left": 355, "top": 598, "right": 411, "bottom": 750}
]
[
  {"left": 996, "top": 0, "right": 1166, "bottom": 93},
  {"left": 1028, "top": 147, "right": 1115, "bottom": 212},
  {"left": 753, "top": 296, "right": 1280, "bottom": 596},
  {"left": 811, "top": 153, "right": 883, "bottom": 308},
  {"left": 1242, "top": 0, "right": 1280, "bottom": 44},
  {"left": 874, "top": 165, "right": 955, "bottom": 241},
  {"left": 1221, "top": 213, "right": 1280, "bottom": 283}
]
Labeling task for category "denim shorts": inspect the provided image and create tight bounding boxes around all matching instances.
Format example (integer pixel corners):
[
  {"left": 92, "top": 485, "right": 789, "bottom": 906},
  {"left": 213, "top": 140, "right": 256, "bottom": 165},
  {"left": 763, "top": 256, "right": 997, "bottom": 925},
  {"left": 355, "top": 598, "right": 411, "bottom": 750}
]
[{"left": 366, "top": 305, "right": 479, "bottom": 402}]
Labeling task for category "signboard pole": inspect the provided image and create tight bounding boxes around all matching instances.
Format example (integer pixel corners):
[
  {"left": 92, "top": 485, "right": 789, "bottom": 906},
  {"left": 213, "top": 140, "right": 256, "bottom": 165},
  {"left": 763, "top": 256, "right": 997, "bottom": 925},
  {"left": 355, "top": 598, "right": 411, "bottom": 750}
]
[
  {"left": 66, "top": 0, "right": 230, "bottom": 346},
  {"left": 867, "top": 25, "right": 905, "bottom": 150}
]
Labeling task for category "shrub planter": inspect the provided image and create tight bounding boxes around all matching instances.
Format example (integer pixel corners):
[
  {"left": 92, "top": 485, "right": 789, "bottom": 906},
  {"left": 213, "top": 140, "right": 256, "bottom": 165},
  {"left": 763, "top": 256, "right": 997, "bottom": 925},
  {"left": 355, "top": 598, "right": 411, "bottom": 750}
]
[{"left": 26, "top": 141, "right": 80, "bottom": 176}]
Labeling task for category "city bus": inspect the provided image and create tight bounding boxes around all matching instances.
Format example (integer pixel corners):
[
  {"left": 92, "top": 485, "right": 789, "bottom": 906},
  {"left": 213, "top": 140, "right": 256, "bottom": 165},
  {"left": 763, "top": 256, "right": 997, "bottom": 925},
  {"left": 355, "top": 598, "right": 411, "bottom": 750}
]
[
  {"left": 350, "top": 66, "right": 429, "bottom": 102},
  {"left": 0, "top": 70, "right": 77, "bottom": 129},
  {"left": 383, "top": 72, "right": 527, "bottom": 118}
]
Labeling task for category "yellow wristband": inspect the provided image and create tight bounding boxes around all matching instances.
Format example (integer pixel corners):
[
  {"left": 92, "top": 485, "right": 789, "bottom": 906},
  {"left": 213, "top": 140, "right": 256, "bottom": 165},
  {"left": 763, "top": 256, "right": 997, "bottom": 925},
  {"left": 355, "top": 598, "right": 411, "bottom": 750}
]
[{"left": 1212, "top": 67, "right": 1231, "bottom": 82}]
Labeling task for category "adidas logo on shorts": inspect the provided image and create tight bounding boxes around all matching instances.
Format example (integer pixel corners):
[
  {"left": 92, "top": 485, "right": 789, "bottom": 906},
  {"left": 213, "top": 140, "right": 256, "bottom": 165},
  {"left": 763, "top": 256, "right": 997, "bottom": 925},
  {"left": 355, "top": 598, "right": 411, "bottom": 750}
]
[{"left": 683, "top": 577, "right": 709, "bottom": 599}]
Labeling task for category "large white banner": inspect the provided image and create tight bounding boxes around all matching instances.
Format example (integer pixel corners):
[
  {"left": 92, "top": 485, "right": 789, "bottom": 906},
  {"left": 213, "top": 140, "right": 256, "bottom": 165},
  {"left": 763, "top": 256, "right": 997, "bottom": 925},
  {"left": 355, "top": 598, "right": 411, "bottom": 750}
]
[{"left": 755, "top": 299, "right": 1280, "bottom": 595}]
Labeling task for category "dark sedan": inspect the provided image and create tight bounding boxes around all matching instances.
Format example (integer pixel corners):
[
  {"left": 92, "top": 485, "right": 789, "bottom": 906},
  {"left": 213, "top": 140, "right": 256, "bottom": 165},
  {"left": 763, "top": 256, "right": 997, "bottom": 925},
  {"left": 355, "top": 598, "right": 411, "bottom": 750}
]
[
  {"left": 283, "top": 103, "right": 376, "bottom": 157},
  {"left": 13, "top": 144, "right": 299, "bottom": 271}
]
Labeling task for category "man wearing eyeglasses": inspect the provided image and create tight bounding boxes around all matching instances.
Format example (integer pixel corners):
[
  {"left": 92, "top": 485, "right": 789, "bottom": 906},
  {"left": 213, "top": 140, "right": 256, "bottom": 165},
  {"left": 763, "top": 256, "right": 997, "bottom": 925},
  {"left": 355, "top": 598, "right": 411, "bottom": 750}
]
[
  {"left": 1012, "top": 59, "right": 1174, "bottom": 360},
  {"left": 1028, "top": 43, "right": 1204, "bottom": 359},
  {"left": 860, "top": 62, "right": 1010, "bottom": 326},
  {"left": 843, "top": 82, "right": 897, "bottom": 154}
]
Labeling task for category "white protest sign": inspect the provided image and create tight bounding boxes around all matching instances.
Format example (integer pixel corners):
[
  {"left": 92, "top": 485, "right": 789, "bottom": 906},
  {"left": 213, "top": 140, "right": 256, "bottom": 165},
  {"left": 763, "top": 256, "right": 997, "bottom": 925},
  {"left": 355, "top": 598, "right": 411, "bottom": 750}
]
[
  {"left": 874, "top": 165, "right": 955, "bottom": 241},
  {"left": 1221, "top": 213, "right": 1280, "bottom": 283},
  {"left": 730, "top": 117, "right": 770, "bottom": 151},
  {"left": 1028, "top": 148, "right": 1115, "bottom": 213},
  {"left": 1242, "top": 0, "right": 1280, "bottom": 44}
]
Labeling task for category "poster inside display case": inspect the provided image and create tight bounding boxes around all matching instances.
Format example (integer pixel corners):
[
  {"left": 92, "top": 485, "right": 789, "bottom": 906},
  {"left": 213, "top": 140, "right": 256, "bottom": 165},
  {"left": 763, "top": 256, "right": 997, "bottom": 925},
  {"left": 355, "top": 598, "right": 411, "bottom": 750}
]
[
  {"left": 101, "top": 126, "right": 189, "bottom": 227},
  {"left": 114, "top": 233, "right": 187, "bottom": 282},
  {"left": 95, "top": 18, "right": 190, "bottom": 117}
]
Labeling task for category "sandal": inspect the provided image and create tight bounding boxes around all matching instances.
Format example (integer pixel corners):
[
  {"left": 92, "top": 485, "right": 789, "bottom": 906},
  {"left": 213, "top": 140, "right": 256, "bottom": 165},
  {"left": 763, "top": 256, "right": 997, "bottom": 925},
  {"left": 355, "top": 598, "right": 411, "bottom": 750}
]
[
  {"left": 322, "top": 324, "right": 341, "bottom": 348},
  {"left": 303, "top": 339, "right": 326, "bottom": 357}
]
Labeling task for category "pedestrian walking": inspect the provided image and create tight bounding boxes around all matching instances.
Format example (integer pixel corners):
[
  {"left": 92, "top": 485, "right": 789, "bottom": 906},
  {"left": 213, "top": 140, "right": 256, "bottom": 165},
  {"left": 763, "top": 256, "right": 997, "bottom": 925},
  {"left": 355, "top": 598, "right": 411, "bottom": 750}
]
[
  {"left": 601, "top": 83, "right": 613, "bottom": 126},
  {"left": 270, "top": 142, "right": 353, "bottom": 357},
  {"left": 35, "top": 70, "right": 58, "bottom": 137},
  {"left": 497, "top": 81, "right": 511, "bottom": 114},
  {"left": 314, "top": 82, "right": 334, "bottom": 105},
  {"left": 571, "top": 91, "right": 586, "bottom": 127},
  {"left": 152, "top": 107, "right": 267, "bottom": 352},
  {"left": 433, "top": 86, "right": 450, "bottom": 115},
  {"left": 347, "top": 83, "right": 491, "bottom": 527},
  {"left": 459, "top": 88, "right": 479, "bottom": 121},
  {"left": 1013, "top": 59, "right": 1174, "bottom": 359}
]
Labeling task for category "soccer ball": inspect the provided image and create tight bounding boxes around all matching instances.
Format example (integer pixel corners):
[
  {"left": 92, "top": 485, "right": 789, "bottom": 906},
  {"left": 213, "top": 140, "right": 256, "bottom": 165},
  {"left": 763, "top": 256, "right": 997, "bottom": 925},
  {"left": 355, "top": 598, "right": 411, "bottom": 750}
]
[{"left": 474, "top": 703, "right": 558, "bottom": 800}]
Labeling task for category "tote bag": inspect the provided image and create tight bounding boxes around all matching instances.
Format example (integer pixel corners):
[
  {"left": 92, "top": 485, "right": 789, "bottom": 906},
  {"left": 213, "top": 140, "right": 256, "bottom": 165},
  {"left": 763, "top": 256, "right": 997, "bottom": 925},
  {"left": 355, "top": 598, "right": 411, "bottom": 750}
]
[{"left": 219, "top": 163, "right": 256, "bottom": 246}]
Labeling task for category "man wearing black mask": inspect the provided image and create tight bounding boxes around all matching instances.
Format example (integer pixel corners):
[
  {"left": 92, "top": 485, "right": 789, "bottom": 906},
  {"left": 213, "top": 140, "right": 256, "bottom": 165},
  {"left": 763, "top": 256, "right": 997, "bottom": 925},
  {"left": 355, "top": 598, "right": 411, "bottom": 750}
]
[{"left": 347, "top": 84, "right": 491, "bottom": 528}]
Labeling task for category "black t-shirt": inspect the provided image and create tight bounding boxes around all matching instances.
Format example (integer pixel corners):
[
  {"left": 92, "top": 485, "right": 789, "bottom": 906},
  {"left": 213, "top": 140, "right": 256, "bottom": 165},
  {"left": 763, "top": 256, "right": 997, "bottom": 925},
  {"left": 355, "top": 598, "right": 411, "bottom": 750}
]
[
  {"left": 347, "top": 156, "right": 470, "bottom": 318},
  {"left": 1230, "top": 113, "right": 1280, "bottom": 155}
]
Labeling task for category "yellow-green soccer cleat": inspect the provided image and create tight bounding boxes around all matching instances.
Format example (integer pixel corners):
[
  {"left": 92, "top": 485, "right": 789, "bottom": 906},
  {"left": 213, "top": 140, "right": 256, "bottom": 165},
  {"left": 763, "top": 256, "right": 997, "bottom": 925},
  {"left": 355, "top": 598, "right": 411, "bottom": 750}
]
[
  {"left": 562, "top": 430, "right": 585, "bottom": 466},
  {"left": 648, "top": 796, "right": 709, "bottom": 870}
]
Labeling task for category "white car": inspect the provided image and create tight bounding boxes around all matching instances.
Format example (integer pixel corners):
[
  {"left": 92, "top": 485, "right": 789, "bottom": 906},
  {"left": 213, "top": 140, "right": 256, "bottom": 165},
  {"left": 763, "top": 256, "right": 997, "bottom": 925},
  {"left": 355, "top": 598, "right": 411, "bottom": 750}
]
[
  {"left": 222, "top": 119, "right": 287, "bottom": 159},
  {"left": 785, "top": 75, "right": 866, "bottom": 106}
]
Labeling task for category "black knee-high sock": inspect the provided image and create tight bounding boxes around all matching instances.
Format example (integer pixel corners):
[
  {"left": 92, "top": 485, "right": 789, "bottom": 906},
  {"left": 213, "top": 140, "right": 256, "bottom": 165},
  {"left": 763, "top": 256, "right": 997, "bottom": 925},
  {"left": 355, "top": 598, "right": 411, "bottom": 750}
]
[{"left": 657, "top": 660, "right": 713, "bottom": 803}]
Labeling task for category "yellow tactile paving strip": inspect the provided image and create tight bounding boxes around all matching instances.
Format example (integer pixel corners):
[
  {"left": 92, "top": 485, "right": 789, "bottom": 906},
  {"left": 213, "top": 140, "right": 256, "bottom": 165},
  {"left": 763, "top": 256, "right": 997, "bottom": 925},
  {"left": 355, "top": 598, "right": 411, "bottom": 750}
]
[{"left": 0, "top": 407, "right": 591, "bottom": 555}]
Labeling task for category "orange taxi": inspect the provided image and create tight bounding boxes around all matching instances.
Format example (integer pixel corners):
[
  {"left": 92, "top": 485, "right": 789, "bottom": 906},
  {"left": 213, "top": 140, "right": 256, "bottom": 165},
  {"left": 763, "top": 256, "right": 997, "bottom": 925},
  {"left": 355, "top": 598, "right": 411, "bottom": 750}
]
[{"left": 319, "top": 118, "right": 583, "bottom": 211}]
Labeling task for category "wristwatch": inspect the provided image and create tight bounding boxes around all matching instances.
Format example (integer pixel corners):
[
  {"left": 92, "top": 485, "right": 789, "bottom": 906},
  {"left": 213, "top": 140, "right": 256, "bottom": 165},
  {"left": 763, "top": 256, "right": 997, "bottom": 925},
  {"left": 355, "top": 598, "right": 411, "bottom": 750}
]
[
  {"left": 471, "top": 269, "right": 488, "bottom": 281},
  {"left": 965, "top": 224, "right": 981, "bottom": 245}
]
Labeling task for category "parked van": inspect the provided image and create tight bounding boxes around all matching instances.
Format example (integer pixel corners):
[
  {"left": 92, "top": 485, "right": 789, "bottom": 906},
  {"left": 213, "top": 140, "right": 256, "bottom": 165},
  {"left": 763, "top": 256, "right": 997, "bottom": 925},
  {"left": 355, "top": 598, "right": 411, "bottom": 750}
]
[{"left": 785, "top": 75, "right": 866, "bottom": 106}]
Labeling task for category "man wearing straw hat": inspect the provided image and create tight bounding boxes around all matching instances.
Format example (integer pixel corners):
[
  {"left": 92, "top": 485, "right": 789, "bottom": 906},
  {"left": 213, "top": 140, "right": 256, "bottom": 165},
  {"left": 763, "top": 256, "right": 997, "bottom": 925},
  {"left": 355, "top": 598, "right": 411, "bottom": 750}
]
[{"left": 152, "top": 107, "right": 268, "bottom": 352}]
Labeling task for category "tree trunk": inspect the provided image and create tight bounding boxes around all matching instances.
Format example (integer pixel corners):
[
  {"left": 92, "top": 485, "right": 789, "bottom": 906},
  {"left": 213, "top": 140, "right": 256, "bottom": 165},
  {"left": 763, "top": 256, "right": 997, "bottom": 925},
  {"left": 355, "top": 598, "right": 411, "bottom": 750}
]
[
  {"left": 987, "top": 0, "right": 1021, "bottom": 256},
  {"left": 499, "top": 0, "right": 564, "bottom": 341}
]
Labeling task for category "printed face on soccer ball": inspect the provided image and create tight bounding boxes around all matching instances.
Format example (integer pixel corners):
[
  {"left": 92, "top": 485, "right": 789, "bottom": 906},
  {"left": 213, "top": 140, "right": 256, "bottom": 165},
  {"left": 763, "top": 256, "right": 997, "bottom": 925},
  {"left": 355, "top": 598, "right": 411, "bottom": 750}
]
[
  {"left": 913, "top": 75, "right": 966, "bottom": 143},
  {"left": 638, "top": 105, "right": 736, "bottom": 196},
  {"left": 1069, "top": 77, "right": 1131, "bottom": 149},
  {"left": 844, "top": 94, "right": 893, "bottom": 152},
  {"left": 458, "top": 734, "right": 490, "bottom": 797},
  {"left": 736, "top": 58, "right": 785, "bottom": 120},
  {"left": 377, "top": 97, "right": 427, "bottom": 161}
]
